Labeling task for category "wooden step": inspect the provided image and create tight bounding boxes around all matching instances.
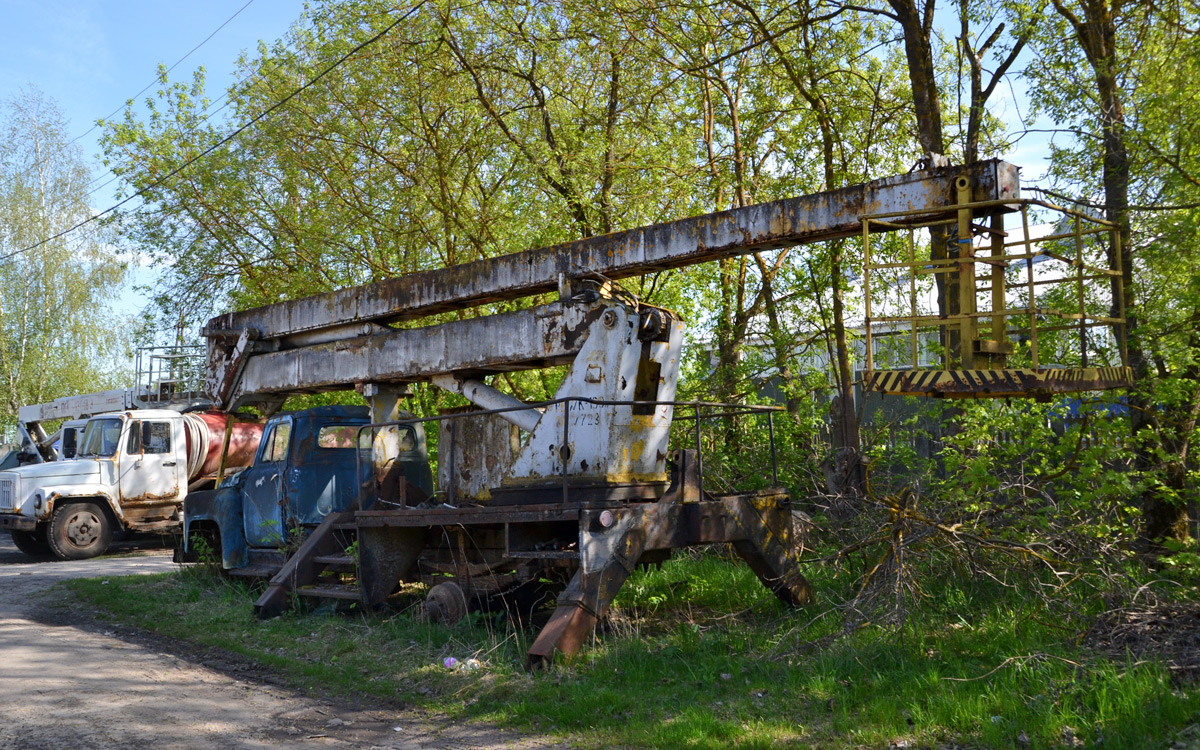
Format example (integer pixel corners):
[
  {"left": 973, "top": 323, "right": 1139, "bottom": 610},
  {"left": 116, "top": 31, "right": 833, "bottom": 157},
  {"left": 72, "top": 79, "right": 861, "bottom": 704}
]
[
  {"left": 248, "top": 549, "right": 288, "bottom": 566},
  {"left": 313, "top": 554, "right": 354, "bottom": 566},
  {"left": 295, "top": 584, "right": 361, "bottom": 601},
  {"left": 255, "top": 506, "right": 359, "bottom": 619},
  {"left": 229, "top": 563, "right": 283, "bottom": 579},
  {"left": 313, "top": 555, "right": 356, "bottom": 573}
]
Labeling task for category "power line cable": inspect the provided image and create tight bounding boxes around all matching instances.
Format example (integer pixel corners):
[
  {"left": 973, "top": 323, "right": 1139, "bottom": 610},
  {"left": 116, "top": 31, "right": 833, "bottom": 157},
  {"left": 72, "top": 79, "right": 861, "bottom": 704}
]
[
  {"left": 84, "top": 6, "right": 335, "bottom": 199},
  {"left": 8, "top": 0, "right": 259, "bottom": 189},
  {"left": 2, "top": 3, "right": 425, "bottom": 263},
  {"left": 84, "top": 97, "right": 235, "bottom": 195},
  {"left": 84, "top": 0, "right": 260, "bottom": 143},
  {"left": 83, "top": 2, "right": 376, "bottom": 197}
]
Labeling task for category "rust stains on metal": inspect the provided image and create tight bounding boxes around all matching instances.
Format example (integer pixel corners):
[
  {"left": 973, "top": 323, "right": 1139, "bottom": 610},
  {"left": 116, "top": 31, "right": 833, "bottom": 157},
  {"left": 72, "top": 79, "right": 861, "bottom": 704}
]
[
  {"left": 207, "top": 160, "right": 1019, "bottom": 344},
  {"left": 119, "top": 503, "right": 180, "bottom": 525},
  {"left": 436, "top": 408, "right": 520, "bottom": 504},
  {"left": 232, "top": 301, "right": 600, "bottom": 400}
]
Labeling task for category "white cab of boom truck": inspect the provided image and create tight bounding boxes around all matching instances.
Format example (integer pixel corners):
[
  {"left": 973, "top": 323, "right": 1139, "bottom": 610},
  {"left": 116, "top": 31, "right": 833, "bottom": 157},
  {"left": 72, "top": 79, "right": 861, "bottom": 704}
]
[
  {"left": 1, "top": 410, "right": 189, "bottom": 558},
  {"left": 0, "top": 346, "right": 263, "bottom": 559},
  {"left": 0, "top": 406, "right": 263, "bottom": 559}
]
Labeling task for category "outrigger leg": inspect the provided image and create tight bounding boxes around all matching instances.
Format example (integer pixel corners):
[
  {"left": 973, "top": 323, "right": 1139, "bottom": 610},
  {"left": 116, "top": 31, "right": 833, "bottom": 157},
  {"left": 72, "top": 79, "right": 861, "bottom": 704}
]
[{"left": 526, "top": 491, "right": 811, "bottom": 669}]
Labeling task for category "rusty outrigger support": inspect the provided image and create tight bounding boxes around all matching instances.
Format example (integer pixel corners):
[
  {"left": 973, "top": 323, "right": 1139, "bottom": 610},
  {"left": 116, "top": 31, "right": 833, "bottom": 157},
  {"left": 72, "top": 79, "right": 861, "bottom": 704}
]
[{"left": 525, "top": 491, "right": 809, "bottom": 669}]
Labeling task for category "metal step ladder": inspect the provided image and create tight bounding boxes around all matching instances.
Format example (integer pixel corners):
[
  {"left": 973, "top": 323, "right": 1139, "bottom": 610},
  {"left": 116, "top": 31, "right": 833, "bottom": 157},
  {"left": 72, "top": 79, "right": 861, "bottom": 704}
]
[{"left": 253, "top": 503, "right": 362, "bottom": 618}]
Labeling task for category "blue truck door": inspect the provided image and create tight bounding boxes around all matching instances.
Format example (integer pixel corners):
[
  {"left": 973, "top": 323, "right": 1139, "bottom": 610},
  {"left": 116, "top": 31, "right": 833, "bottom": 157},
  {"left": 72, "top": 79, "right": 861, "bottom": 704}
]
[{"left": 243, "top": 417, "right": 292, "bottom": 547}]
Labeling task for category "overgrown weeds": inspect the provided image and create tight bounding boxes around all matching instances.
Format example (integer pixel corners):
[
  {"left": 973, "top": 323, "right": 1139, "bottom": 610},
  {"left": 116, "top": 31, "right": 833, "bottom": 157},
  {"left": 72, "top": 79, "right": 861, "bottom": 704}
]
[
  {"left": 68, "top": 544, "right": 1198, "bottom": 749},
  {"left": 60, "top": 396, "right": 1200, "bottom": 747}
]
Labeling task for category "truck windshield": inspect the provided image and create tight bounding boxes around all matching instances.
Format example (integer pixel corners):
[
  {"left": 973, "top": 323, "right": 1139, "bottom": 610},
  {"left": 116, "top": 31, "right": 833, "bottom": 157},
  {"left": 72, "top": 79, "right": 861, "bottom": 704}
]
[{"left": 78, "top": 418, "right": 124, "bottom": 458}]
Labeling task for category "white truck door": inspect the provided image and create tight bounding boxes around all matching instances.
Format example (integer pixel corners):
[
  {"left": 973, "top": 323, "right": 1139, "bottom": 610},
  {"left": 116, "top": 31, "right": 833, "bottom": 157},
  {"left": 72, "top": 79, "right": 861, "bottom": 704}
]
[{"left": 118, "top": 418, "right": 183, "bottom": 522}]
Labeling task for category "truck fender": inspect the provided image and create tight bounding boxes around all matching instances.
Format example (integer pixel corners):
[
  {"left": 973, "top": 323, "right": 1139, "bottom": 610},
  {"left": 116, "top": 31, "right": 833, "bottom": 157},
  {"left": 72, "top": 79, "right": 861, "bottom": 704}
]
[
  {"left": 183, "top": 487, "right": 249, "bottom": 570},
  {"left": 41, "top": 489, "right": 124, "bottom": 527}
]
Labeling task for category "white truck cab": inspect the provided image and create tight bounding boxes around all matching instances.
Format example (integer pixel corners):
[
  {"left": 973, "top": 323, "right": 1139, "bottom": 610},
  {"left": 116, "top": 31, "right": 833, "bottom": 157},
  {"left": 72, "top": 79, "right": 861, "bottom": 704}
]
[
  {"left": 56, "top": 419, "right": 87, "bottom": 460},
  {"left": 0, "top": 409, "right": 260, "bottom": 559}
]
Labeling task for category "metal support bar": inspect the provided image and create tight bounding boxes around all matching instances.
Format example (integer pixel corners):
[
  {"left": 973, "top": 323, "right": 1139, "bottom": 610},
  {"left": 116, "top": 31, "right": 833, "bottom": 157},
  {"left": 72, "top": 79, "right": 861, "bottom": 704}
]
[
  {"left": 991, "top": 213, "right": 1006, "bottom": 351},
  {"left": 1075, "top": 216, "right": 1088, "bottom": 367},
  {"left": 431, "top": 375, "right": 541, "bottom": 432},
  {"left": 1021, "top": 204, "right": 1039, "bottom": 368},
  {"left": 562, "top": 402, "right": 570, "bottom": 506},
  {"left": 1115, "top": 227, "right": 1129, "bottom": 365},
  {"left": 208, "top": 161, "right": 1019, "bottom": 344},
  {"left": 909, "top": 229, "right": 918, "bottom": 366},
  {"left": 863, "top": 219, "right": 874, "bottom": 373},
  {"left": 447, "top": 420, "right": 456, "bottom": 506},
  {"left": 229, "top": 300, "right": 605, "bottom": 404},
  {"left": 956, "top": 176, "right": 976, "bottom": 369},
  {"left": 768, "top": 412, "right": 779, "bottom": 487},
  {"left": 214, "top": 416, "right": 234, "bottom": 488}
]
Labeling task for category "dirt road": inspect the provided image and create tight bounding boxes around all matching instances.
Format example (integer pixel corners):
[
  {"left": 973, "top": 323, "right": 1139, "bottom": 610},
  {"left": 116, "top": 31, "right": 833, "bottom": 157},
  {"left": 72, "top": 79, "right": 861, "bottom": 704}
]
[{"left": 0, "top": 534, "right": 565, "bottom": 750}]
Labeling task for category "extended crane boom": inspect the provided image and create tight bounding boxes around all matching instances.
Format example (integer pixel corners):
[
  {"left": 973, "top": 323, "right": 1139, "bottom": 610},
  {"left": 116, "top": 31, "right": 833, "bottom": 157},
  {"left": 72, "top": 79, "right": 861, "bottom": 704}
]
[{"left": 206, "top": 159, "right": 1020, "bottom": 410}]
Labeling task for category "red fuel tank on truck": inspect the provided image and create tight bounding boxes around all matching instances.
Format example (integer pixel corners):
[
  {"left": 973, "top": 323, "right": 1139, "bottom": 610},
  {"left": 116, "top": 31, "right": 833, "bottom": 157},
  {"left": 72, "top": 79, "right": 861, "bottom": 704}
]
[{"left": 181, "top": 411, "right": 264, "bottom": 480}]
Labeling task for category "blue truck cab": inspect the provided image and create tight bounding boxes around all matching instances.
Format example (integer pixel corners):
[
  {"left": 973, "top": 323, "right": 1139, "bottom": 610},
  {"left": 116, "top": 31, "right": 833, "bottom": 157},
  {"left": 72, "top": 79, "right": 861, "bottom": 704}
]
[{"left": 182, "top": 405, "right": 432, "bottom": 571}]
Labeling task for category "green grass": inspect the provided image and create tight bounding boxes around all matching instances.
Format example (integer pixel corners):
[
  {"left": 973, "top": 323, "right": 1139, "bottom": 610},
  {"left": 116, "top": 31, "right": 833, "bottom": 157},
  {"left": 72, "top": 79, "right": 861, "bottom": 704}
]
[{"left": 64, "top": 554, "right": 1198, "bottom": 748}]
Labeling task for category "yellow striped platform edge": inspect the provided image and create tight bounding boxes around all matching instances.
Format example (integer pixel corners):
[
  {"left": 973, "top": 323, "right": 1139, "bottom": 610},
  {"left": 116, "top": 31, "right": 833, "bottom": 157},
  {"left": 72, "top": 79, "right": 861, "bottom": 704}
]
[{"left": 864, "top": 367, "right": 1133, "bottom": 399}]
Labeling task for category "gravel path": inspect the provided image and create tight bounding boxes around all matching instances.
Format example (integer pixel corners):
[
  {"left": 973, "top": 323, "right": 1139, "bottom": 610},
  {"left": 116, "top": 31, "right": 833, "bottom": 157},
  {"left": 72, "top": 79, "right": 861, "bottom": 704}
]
[{"left": 0, "top": 533, "right": 566, "bottom": 750}]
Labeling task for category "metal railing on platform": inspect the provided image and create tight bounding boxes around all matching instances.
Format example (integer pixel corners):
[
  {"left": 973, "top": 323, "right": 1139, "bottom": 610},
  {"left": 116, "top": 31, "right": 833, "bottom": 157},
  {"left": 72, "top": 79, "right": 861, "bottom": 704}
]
[{"left": 355, "top": 397, "right": 786, "bottom": 511}]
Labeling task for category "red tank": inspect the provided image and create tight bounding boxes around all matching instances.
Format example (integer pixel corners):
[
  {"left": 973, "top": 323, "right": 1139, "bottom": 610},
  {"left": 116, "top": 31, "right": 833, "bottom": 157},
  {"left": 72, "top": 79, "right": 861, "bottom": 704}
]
[{"left": 181, "top": 411, "right": 264, "bottom": 480}]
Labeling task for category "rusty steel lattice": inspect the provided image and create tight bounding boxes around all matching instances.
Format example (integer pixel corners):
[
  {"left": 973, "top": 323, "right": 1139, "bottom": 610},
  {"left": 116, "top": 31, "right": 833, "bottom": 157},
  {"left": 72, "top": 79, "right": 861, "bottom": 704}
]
[{"left": 861, "top": 179, "right": 1133, "bottom": 399}]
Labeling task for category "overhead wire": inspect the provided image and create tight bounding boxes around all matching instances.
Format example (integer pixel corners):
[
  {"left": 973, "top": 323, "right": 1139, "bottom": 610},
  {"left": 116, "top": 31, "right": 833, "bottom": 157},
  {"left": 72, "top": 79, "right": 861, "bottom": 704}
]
[
  {"left": 82, "top": 2, "right": 339, "bottom": 198},
  {"left": 2, "top": 2, "right": 427, "bottom": 263},
  {"left": 7, "top": 0, "right": 259, "bottom": 192},
  {"left": 83, "top": 0, "right": 260, "bottom": 144},
  {"left": 83, "top": 96, "right": 236, "bottom": 197}
]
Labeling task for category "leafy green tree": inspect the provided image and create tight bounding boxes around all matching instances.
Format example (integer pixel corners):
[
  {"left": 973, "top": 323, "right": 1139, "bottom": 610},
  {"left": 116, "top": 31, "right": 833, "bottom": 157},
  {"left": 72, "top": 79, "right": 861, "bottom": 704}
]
[
  {"left": 101, "top": 0, "right": 703, "bottom": 332},
  {"left": 1027, "top": 0, "right": 1200, "bottom": 541},
  {"left": 0, "top": 89, "right": 129, "bottom": 433}
]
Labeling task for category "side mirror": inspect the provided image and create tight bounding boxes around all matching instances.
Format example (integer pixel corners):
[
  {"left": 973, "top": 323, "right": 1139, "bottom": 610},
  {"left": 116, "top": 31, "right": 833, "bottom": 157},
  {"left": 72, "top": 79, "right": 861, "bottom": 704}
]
[{"left": 142, "top": 422, "right": 153, "bottom": 451}]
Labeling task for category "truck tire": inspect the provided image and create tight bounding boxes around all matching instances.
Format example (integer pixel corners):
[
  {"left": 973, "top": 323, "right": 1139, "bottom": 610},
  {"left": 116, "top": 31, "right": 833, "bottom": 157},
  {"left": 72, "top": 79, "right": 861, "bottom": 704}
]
[
  {"left": 11, "top": 528, "right": 53, "bottom": 557},
  {"left": 180, "top": 526, "right": 223, "bottom": 570},
  {"left": 47, "top": 502, "right": 113, "bottom": 560},
  {"left": 426, "top": 581, "right": 468, "bottom": 625}
]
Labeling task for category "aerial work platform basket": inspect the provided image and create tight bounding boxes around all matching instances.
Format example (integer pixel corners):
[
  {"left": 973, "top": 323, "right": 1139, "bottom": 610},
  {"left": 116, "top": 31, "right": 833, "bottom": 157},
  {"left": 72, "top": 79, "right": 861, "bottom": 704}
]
[{"left": 861, "top": 176, "right": 1133, "bottom": 399}]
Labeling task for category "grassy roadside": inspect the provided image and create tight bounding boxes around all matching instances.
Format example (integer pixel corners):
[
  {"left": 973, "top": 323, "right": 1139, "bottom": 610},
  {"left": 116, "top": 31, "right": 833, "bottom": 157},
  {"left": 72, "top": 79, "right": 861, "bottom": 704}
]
[{"left": 66, "top": 553, "right": 1197, "bottom": 748}]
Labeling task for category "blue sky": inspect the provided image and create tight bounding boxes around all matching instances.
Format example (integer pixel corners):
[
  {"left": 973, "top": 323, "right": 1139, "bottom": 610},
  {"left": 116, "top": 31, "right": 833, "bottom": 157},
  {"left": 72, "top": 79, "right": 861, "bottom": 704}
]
[
  {"left": 0, "top": 0, "right": 304, "bottom": 177},
  {"left": 0, "top": 0, "right": 306, "bottom": 319}
]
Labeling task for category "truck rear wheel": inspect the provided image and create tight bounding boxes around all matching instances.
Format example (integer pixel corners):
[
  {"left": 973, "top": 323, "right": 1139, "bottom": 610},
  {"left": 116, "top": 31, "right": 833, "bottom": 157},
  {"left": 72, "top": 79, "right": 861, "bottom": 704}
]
[
  {"left": 47, "top": 502, "right": 113, "bottom": 560},
  {"left": 11, "top": 528, "right": 53, "bottom": 557}
]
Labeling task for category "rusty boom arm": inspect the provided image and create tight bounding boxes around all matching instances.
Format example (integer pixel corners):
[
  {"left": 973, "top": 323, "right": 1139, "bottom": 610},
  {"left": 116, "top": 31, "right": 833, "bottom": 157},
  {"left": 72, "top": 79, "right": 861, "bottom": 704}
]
[
  {"left": 205, "top": 160, "right": 1019, "bottom": 411},
  {"left": 202, "top": 160, "right": 1023, "bottom": 666}
]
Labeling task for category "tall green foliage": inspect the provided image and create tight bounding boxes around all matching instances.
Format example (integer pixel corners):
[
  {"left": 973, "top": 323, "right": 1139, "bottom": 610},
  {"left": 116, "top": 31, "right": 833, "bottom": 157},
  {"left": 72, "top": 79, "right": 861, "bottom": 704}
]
[
  {"left": 100, "top": 0, "right": 704, "bottom": 333},
  {"left": 0, "top": 89, "right": 128, "bottom": 432},
  {"left": 96, "top": 0, "right": 1200, "bottom": 546},
  {"left": 1025, "top": 0, "right": 1200, "bottom": 540}
]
